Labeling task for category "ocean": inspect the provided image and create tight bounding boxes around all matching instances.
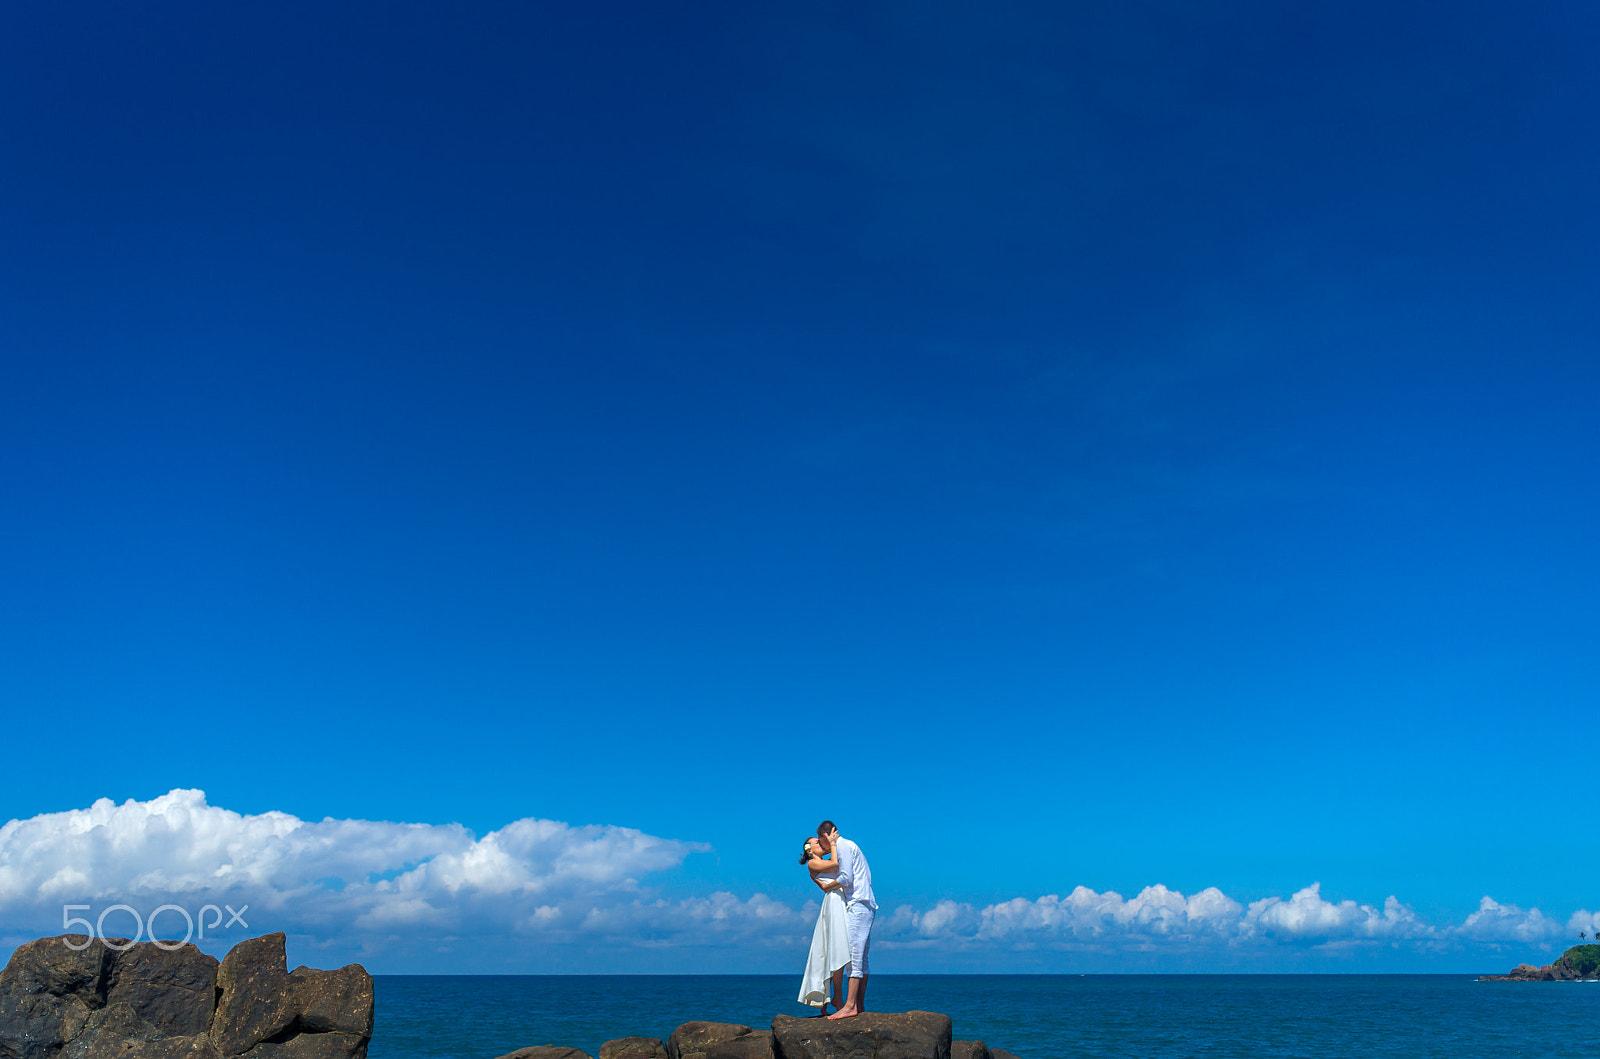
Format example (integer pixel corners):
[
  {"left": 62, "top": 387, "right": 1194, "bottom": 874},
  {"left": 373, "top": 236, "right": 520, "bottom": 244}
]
[{"left": 369, "top": 974, "right": 1598, "bottom": 1058}]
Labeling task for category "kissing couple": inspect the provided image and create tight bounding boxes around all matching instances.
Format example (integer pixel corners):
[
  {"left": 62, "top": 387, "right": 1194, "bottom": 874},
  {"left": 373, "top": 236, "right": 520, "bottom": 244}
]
[{"left": 796, "top": 820, "right": 875, "bottom": 1019}]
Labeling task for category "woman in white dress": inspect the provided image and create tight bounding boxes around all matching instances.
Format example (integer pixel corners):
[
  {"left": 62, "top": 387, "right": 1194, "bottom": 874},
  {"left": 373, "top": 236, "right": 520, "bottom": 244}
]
[{"left": 797, "top": 836, "right": 851, "bottom": 1012}]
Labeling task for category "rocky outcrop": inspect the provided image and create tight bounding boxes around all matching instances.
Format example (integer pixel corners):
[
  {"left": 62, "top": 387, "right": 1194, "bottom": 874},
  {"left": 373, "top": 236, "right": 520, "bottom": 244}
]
[
  {"left": 666, "top": 1024, "right": 752, "bottom": 1059},
  {"left": 106, "top": 944, "right": 217, "bottom": 1039},
  {"left": 1478, "top": 963, "right": 1552, "bottom": 982},
  {"left": 0, "top": 936, "right": 372, "bottom": 1059},
  {"left": 211, "top": 933, "right": 372, "bottom": 1059},
  {"left": 950, "top": 1043, "right": 990, "bottom": 1059},
  {"left": 491, "top": 1049, "right": 594, "bottom": 1059},
  {"left": 702, "top": 1033, "right": 771, "bottom": 1059},
  {"left": 769, "top": 1012, "right": 952, "bottom": 1059},
  {"left": 1478, "top": 944, "right": 1600, "bottom": 982},
  {"left": 598, "top": 1039, "right": 665, "bottom": 1059}
]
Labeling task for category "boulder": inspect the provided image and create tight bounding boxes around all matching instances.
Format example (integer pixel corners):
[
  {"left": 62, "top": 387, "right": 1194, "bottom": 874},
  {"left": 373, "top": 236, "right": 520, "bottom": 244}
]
[
  {"left": 703, "top": 1032, "right": 771, "bottom": 1059},
  {"left": 286, "top": 969, "right": 371, "bottom": 1037},
  {"left": 62, "top": 1004, "right": 222, "bottom": 1059},
  {"left": 0, "top": 937, "right": 116, "bottom": 1059},
  {"left": 63, "top": 1002, "right": 164, "bottom": 1059},
  {"left": 598, "top": 1040, "right": 666, "bottom": 1059},
  {"left": 490, "top": 1050, "right": 594, "bottom": 1059},
  {"left": 0, "top": 940, "right": 114, "bottom": 1007},
  {"left": 770, "top": 1012, "right": 952, "bottom": 1059},
  {"left": 236, "top": 1037, "right": 366, "bottom": 1059},
  {"left": 988, "top": 1050, "right": 1020, "bottom": 1059},
  {"left": 666, "top": 1024, "right": 752, "bottom": 1059},
  {"left": 950, "top": 1044, "right": 991, "bottom": 1059},
  {"left": 210, "top": 935, "right": 372, "bottom": 1059},
  {"left": 210, "top": 936, "right": 297, "bottom": 1058},
  {"left": 105, "top": 945, "right": 218, "bottom": 1038},
  {"left": 0, "top": 994, "right": 97, "bottom": 1059}
]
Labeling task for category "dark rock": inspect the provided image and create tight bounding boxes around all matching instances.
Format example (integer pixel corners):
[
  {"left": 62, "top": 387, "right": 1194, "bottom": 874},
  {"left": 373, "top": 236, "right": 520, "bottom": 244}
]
[
  {"left": 236, "top": 1034, "right": 366, "bottom": 1059},
  {"left": 0, "top": 940, "right": 113, "bottom": 1009},
  {"left": 950, "top": 1043, "right": 990, "bottom": 1059},
  {"left": 210, "top": 936, "right": 296, "bottom": 1058},
  {"left": 286, "top": 969, "right": 371, "bottom": 1038},
  {"left": 112, "top": 1039, "right": 217, "bottom": 1059},
  {"left": 703, "top": 1033, "right": 771, "bottom": 1059},
  {"left": 63, "top": 1002, "right": 164, "bottom": 1059},
  {"left": 666, "top": 1024, "right": 751, "bottom": 1059},
  {"left": 0, "top": 937, "right": 118, "bottom": 1059},
  {"left": 0, "top": 995, "right": 97, "bottom": 1059},
  {"left": 64, "top": 1004, "right": 220, "bottom": 1059},
  {"left": 598, "top": 1040, "right": 665, "bottom": 1059},
  {"left": 988, "top": 1050, "right": 1020, "bottom": 1059},
  {"left": 105, "top": 945, "right": 217, "bottom": 1038},
  {"left": 490, "top": 1049, "right": 593, "bottom": 1059},
  {"left": 209, "top": 937, "right": 373, "bottom": 1059},
  {"left": 41, "top": 997, "right": 221, "bottom": 1059},
  {"left": 770, "top": 1012, "right": 951, "bottom": 1059},
  {"left": 111, "top": 1040, "right": 218, "bottom": 1059}
]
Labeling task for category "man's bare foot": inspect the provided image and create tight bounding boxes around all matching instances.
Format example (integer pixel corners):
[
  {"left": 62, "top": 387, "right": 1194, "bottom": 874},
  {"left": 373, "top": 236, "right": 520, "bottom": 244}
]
[{"left": 826, "top": 1006, "right": 859, "bottom": 1020}]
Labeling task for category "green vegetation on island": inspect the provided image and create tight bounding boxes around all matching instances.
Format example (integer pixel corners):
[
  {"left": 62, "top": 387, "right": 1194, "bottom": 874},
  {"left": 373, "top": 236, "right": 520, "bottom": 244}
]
[{"left": 1562, "top": 943, "right": 1600, "bottom": 979}]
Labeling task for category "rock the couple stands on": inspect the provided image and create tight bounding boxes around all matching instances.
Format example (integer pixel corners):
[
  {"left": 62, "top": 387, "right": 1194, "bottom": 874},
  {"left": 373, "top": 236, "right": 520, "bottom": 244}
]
[{"left": 495, "top": 1015, "right": 1023, "bottom": 1059}]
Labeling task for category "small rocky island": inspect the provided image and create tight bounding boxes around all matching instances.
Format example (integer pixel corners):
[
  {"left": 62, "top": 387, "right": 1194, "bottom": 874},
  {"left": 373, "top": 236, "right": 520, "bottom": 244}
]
[
  {"left": 1478, "top": 943, "right": 1600, "bottom": 982},
  {"left": 1, "top": 933, "right": 1016, "bottom": 1059},
  {"left": 0, "top": 933, "right": 373, "bottom": 1059}
]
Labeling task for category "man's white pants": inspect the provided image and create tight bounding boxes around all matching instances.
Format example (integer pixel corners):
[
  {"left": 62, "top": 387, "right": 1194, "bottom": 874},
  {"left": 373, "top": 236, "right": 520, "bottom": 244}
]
[{"left": 846, "top": 903, "right": 874, "bottom": 979}]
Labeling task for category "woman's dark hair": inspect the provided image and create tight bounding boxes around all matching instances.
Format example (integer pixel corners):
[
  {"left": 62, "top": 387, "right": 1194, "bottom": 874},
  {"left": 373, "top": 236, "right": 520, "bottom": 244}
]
[{"left": 798, "top": 839, "right": 813, "bottom": 866}]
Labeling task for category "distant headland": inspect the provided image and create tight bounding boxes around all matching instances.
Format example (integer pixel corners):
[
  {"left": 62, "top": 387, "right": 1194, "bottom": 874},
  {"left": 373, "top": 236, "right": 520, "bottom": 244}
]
[{"left": 1478, "top": 943, "right": 1600, "bottom": 982}]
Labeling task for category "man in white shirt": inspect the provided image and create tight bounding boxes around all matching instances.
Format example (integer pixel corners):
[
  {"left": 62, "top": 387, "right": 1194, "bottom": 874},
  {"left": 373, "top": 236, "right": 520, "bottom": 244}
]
[{"left": 816, "top": 819, "right": 874, "bottom": 1019}]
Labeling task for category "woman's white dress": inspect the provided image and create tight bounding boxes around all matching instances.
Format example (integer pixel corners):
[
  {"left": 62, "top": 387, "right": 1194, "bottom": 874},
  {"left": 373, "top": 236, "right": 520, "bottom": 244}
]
[{"left": 798, "top": 868, "right": 851, "bottom": 1007}]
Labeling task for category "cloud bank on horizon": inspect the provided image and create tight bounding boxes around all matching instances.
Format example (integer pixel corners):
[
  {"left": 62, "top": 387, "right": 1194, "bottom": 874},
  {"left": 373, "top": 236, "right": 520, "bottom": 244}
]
[{"left": 1, "top": 791, "right": 1589, "bottom": 970}]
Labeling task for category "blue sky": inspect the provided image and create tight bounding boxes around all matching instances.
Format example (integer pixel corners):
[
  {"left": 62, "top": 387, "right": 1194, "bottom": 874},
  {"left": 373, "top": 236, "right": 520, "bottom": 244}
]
[{"left": 2, "top": 1, "right": 1597, "bottom": 972}]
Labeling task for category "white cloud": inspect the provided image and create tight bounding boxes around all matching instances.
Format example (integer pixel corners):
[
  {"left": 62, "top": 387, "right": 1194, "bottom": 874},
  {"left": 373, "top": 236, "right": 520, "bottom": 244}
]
[
  {"left": 877, "top": 883, "right": 1575, "bottom": 961},
  {"left": 0, "top": 792, "right": 1588, "bottom": 970},
  {"left": 1242, "top": 884, "right": 1435, "bottom": 941},
  {"left": 886, "top": 885, "right": 1247, "bottom": 947},
  {"left": 0, "top": 789, "right": 712, "bottom": 950},
  {"left": 1566, "top": 909, "right": 1600, "bottom": 938},
  {"left": 1457, "top": 896, "right": 1564, "bottom": 944}
]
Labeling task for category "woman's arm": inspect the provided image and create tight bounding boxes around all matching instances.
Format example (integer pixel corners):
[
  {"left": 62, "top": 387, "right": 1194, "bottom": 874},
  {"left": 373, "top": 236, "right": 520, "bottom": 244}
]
[
  {"left": 812, "top": 875, "right": 840, "bottom": 892},
  {"left": 807, "top": 855, "right": 835, "bottom": 874}
]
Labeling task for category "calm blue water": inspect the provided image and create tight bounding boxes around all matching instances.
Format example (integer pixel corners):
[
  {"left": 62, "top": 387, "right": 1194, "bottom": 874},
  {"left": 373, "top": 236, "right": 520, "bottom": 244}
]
[{"left": 370, "top": 975, "right": 1599, "bottom": 1059}]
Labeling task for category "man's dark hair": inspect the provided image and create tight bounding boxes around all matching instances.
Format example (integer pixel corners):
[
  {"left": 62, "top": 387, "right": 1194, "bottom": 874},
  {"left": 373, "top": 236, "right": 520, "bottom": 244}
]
[{"left": 817, "top": 820, "right": 836, "bottom": 837}]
